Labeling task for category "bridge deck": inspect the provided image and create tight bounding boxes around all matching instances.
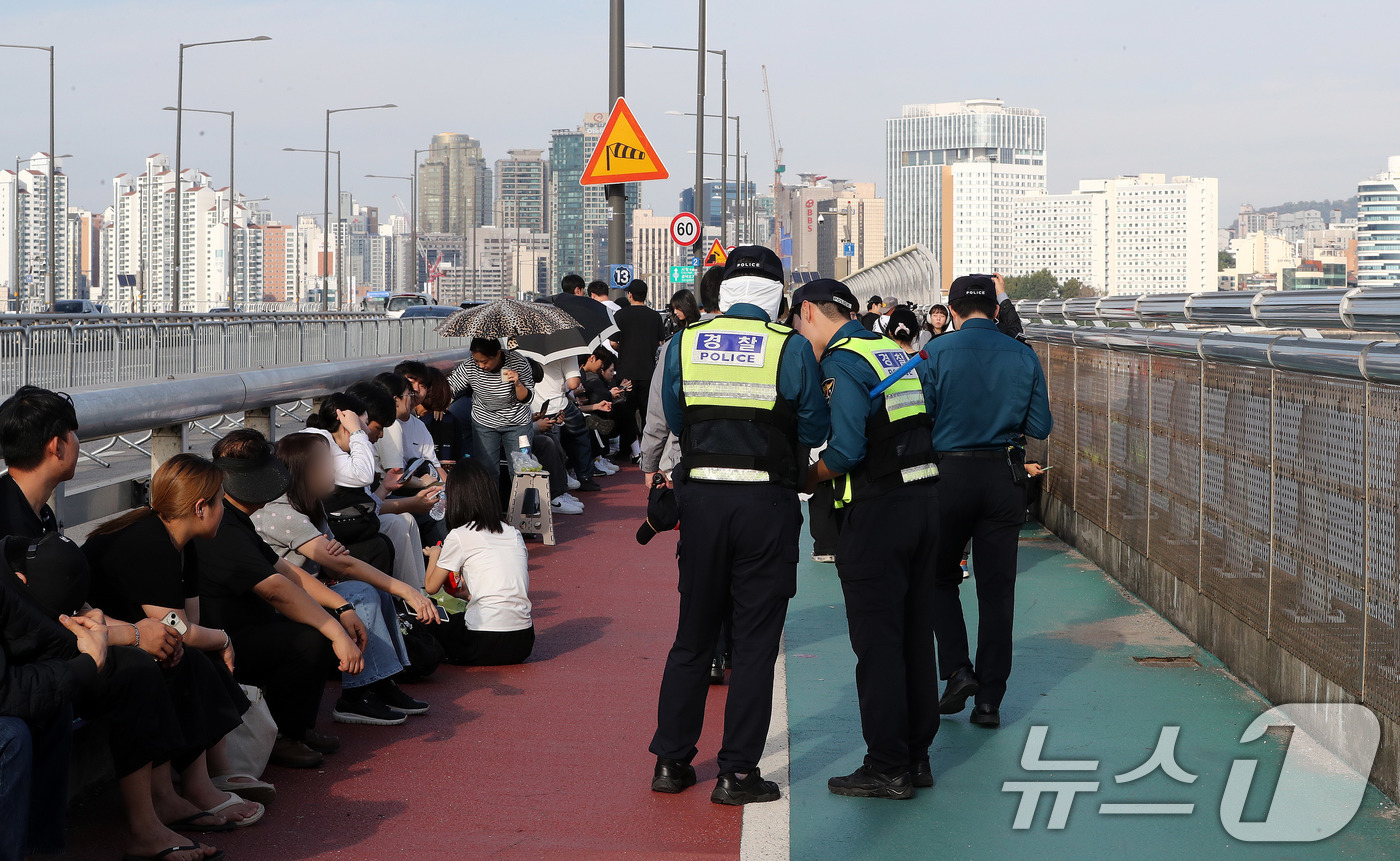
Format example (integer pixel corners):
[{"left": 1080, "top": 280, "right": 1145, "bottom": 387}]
[{"left": 60, "top": 470, "right": 1400, "bottom": 859}]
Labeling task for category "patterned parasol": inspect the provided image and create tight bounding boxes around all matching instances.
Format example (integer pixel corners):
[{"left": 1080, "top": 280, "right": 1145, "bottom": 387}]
[{"left": 437, "top": 298, "right": 580, "bottom": 339}]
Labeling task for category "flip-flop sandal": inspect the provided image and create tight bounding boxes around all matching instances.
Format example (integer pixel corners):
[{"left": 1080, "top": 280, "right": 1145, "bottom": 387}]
[
  {"left": 121, "top": 844, "right": 226, "bottom": 860},
  {"left": 165, "top": 810, "right": 236, "bottom": 834},
  {"left": 208, "top": 791, "right": 265, "bottom": 827},
  {"left": 211, "top": 772, "right": 276, "bottom": 805}
]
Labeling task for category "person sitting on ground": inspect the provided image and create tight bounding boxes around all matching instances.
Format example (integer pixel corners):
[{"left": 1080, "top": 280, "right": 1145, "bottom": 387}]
[
  {"left": 83, "top": 454, "right": 266, "bottom": 830},
  {"left": 369, "top": 373, "right": 447, "bottom": 546},
  {"left": 529, "top": 408, "right": 584, "bottom": 516},
  {"left": 255, "top": 432, "right": 437, "bottom": 726},
  {"left": 425, "top": 461, "right": 534, "bottom": 666},
  {"left": 194, "top": 428, "right": 366, "bottom": 770},
  {"left": 413, "top": 366, "right": 463, "bottom": 467},
  {"left": 578, "top": 348, "right": 626, "bottom": 474},
  {"left": 886, "top": 306, "right": 922, "bottom": 356},
  {"left": 398, "top": 359, "right": 474, "bottom": 461}
]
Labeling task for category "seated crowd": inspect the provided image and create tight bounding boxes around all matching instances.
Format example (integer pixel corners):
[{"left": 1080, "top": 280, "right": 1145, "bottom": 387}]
[{"left": 0, "top": 339, "right": 635, "bottom": 859}]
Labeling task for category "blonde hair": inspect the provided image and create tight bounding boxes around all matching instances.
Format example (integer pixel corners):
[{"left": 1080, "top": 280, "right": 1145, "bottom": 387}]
[{"left": 90, "top": 453, "right": 224, "bottom": 536}]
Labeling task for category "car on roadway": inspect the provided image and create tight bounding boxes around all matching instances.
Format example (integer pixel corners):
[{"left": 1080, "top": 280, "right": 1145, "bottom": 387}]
[
  {"left": 385, "top": 293, "right": 436, "bottom": 318},
  {"left": 397, "top": 304, "right": 461, "bottom": 319},
  {"left": 49, "top": 299, "right": 102, "bottom": 314}
]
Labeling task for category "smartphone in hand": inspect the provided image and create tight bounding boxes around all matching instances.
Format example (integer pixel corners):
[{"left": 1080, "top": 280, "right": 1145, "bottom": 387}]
[{"left": 161, "top": 611, "right": 189, "bottom": 636}]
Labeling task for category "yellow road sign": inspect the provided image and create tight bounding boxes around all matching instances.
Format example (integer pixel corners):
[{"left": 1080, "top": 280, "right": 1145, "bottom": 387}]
[
  {"left": 580, "top": 97, "right": 669, "bottom": 185},
  {"left": 704, "top": 239, "right": 728, "bottom": 267}
]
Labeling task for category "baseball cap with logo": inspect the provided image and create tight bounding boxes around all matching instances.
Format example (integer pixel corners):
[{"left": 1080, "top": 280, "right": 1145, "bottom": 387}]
[
  {"left": 947, "top": 274, "right": 997, "bottom": 303},
  {"left": 721, "top": 245, "right": 784, "bottom": 283},
  {"left": 800, "top": 278, "right": 858, "bottom": 314}
]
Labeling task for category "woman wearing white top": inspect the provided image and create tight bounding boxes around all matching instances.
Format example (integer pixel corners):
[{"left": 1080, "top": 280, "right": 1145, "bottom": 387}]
[{"left": 425, "top": 460, "right": 534, "bottom": 666}]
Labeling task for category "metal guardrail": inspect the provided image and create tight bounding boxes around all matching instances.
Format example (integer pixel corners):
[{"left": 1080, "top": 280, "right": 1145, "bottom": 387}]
[
  {"left": 0, "top": 313, "right": 453, "bottom": 392},
  {"left": 1016, "top": 286, "right": 1400, "bottom": 334},
  {"left": 1024, "top": 321, "right": 1400, "bottom": 733},
  {"left": 844, "top": 244, "right": 941, "bottom": 308}
]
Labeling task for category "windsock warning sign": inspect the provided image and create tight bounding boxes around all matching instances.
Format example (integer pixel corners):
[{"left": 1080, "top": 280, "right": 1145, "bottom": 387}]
[{"left": 580, "top": 97, "right": 669, "bottom": 185}]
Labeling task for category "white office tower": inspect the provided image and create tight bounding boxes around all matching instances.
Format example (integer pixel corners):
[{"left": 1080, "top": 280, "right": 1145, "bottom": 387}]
[
  {"left": 1358, "top": 156, "right": 1400, "bottom": 289},
  {"left": 885, "top": 99, "right": 1046, "bottom": 289},
  {"left": 1013, "top": 174, "right": 1218, "bottom": 296}
]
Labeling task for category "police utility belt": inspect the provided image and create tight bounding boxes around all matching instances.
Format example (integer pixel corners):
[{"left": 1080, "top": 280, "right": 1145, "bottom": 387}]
[
  {"left": 935, "top": 445, "right": 1027, "bottom": 486},
  {"left": 828, "top": 335, "right": 939, "bottom": 508},
  {"left": 677, "top": 315, "right": 804, "bottom": 488}
]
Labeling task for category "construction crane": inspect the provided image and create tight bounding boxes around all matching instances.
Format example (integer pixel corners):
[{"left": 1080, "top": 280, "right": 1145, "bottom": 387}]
[{"left": 761, "top": 64, "right": 786, "bottom": 255}]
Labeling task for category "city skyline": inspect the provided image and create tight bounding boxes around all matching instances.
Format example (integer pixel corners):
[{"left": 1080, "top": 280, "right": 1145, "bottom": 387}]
[{"left": 1, "top": 0, "right": 1397, "bottom": 233}]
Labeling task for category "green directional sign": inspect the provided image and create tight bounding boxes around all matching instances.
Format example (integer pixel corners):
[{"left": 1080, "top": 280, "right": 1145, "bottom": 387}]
[{"left": 669, "top": 265, "right": 697, "bottom": 285}]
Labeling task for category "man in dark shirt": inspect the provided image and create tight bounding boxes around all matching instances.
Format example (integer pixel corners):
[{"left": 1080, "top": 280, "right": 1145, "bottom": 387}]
[
  {"left": 196, "top": 429, "right": 366, "bottom": 768},
  {"left": 612, "top": 280, "right": 664, "bottom": 460}
]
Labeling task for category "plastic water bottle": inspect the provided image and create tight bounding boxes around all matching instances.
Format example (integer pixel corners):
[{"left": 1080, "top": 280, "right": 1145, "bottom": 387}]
[
  {"left": 429, "top": 488, "right": 446, "bottom": 521},
  {"left": 518, "top": 434, "right": 532, "bottom": 460}
]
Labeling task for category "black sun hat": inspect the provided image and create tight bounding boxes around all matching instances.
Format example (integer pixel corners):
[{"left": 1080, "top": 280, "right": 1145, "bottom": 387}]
[
  {"left": 214, "top": 450, "right": 291, "bottom": 505},
  {"left": 636, "top": 476, "right": 680, "bottom": 546}
]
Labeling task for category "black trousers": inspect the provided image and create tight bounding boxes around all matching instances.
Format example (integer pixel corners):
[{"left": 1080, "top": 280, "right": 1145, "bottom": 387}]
[
  {"left": 835, "top": 483, "right": 941, "bottom": 773},
  {"left": 651, "top": 481, "right": 801, "bottom": 775},
  {"left": 231, "top": 617, "right": 336, "bottom": 740},
  {"left": 807, "top": 480, "right": 841, "bottom": 557},
  {"left": 79, "top": 646, "right": 185, "bottom": 778},
  {"left": 458, "top": 626, "right": 535, "bottom": 666},
  {"left": 930, "top": 456, "right": 1026, "bottom": 707}
]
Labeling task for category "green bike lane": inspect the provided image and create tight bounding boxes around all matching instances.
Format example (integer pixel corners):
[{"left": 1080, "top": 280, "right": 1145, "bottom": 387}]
[{"left": 780, "top": 522, "right": 1400, "bottom": 860}]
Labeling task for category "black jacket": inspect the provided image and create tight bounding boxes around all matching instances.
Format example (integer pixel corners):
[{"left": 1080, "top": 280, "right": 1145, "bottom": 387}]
[{"left": 0, "top": 575, "right": 96, "bottom": 722}]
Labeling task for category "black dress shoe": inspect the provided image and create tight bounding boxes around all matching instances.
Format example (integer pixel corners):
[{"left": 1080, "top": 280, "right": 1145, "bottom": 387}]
[
  {"left": 938, "top": 666, "right": 980, "bottom": 715},
  {"left": 709, "top": 656, "right": 726, "bottom": 685},
  {"left": 302, "top": 729, "right": 341, "bottom": 754},
  {"left": 711, "top": 769, "right": 781, "bottom": 805},
  {"left": 577, "top": 479, "right": 602, "bottom": 492},
  {"left": 651, "top": 758, "right": 697, "bottom": 794},
  {"left": 912, "top": 759, "right": 935, "bottom": 789},
  {"left": 970, "top": 703, "right": 1001, "bottom": 728},
  {"left": 827, "top": 765, "right": 914, "bottom": 800}
]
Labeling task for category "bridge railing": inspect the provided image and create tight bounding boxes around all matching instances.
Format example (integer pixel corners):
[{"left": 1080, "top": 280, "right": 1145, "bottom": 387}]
[
  {"left": 0, "top": 313, "right": 452, "bottom": 392},
  {"left": 1025, "top": 321, "right": 1400, "bottom": 797}
]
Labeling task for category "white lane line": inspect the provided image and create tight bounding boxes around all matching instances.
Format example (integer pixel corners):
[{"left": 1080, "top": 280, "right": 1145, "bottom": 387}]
[{"left": 741, "top": 630, "right": 791, "bottom": 861}]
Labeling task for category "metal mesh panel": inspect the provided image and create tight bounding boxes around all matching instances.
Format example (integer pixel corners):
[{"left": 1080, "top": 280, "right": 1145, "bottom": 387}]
[
  {"left": 1075, "top": 349, "right": 1110, "bottom": 527},
  {"left": 1108, "top": 353, "right": 1150, "bottom": 553},
  {"left": 1199, "top": 364, "right": 1272, "bottom": 632},
  {"left": 193, "top": 322, "right": 227, "bottom": 375},
  {"left": 117, "top": 325, "right": 156, "bottom": 383},
  {"left": 70, "top": 325, "right": 120, "bottom": 388},
  {"left": 274, "top": 323, "right": 300, "bottom": 365},
  {"left": 1367, "top": 384, "right": 1400, "bottom": 717},
  {"left": 25, "top": 325, "right": 74, "bottom": 390},
  {"left": 1148, "top": 356, "right": 1202, "bottom": 585},
  {"left": 1044, "top": 344, "right": 1076, "bottom": 506},
  {"left": 154, "top": 323, "right": 195, "bottom": 378},
  {"left": 1271, "top": 372, "right": 1366, "bottom": 692}
]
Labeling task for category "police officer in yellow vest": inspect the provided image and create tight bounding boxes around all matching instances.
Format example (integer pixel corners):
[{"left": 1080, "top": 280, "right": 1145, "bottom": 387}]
[
  {"left": 650, "top": 246, "right": 830, "bottom": 805},
  {"left": 795, "top": 278, "right": 942, "bottom": 800}
]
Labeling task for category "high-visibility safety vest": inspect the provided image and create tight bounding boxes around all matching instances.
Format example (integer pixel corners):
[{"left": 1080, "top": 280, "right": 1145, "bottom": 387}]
[
  {"left": 826, "top": 334, "right": 938, "bottom": 506},
  {"left": 678, "top": 315, "right": 802, "bottom": 486}
]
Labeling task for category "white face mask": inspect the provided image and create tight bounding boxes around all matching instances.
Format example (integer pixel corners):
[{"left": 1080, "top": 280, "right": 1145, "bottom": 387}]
[{"left": 719, "top": 275, "right": 784, "bottom": 321}]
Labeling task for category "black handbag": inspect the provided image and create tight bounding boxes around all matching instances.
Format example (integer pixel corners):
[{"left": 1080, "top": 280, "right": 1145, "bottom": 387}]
[
  {"left": 324, "top": 486, "right": 380, "bottom": 544},
  {"left": 395, "top": 609, "right": 446, "bottom": 680}
]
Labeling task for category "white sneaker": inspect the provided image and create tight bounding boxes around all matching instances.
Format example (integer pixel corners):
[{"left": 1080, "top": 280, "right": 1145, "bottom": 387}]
[
  {"left": 567, "top": 474, "right": 581, "bottom": 491},
  {"left": 560, "top": 493, "right": 584, "bottom": 507},
  {"left": 593, "top": 457, "right": 618, "bottom": 475},
  {"left": 551, "top": 496, "right": 584, "bottom": 515}
]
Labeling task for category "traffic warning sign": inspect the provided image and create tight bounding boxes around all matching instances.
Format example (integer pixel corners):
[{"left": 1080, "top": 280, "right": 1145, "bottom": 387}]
[
  {"left": 580, "top": 98, "right": 669, "bottom": 185},
  {"left": 704, "top": 239, "right": 728, "bottom": 267}
]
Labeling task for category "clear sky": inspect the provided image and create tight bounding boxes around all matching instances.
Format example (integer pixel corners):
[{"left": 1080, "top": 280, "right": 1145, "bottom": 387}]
[{"left": 2, "top": 0, "right": 1396, "bottom": 227}]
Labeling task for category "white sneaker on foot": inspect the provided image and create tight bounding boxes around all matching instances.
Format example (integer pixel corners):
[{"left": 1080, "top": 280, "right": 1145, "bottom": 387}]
[
  {"left": 551, "top": 496, "right": 585, "bottom": 515},
  {"left": 567, "top": 474, "right": 581, "bottom": 491}
]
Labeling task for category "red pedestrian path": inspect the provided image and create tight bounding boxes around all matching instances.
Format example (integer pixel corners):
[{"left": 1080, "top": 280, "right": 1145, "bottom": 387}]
[{"left": 63, "top": 466, "right": 743, "bottom": 860}]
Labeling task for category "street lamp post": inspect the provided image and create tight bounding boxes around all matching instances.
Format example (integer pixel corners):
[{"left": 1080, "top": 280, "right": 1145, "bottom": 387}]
[
  {"left": 283, "top": 147, "right": 342, "bottom": 308},
  {"left": 0, "top": 44, "right": 55, "bottom": 308},
  {"left": 365, "top": 173, "right": 414, "bottom": 294},
  {"left": 171, "top": 35, "right": 269, "bottom": 312},
  {"left": 321, "top": 104, "right": 396, "bottom": 310},
  {"left": 164, "top": 106, "right": 233, "bottom": 310},
  {"left": 670, "top": 110, "right": 741, "bottom": 246}
]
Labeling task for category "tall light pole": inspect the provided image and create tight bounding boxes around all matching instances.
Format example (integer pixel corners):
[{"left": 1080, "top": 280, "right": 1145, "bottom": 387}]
[
  {"left": 0, "top": 44, "right": 55, "bottom": 307},
  {"left": 607, "top": 0, "right": 625, "bottom": 268},
  {"left": 365, "top": 173, "right": 414, "bottom": 294},
  {"left": 321, "top": 104, "right": 395, "bottom": 310},
  {"left": 670, "top": 110, "right": 741, "bottom": 246},
  {"left": 283, "top": 147, "right": 341, "bottom": 308},
  {"left": 164, "top": 106, "right": 233, "bottom": 310},
  {"left": 171, "top": 35, "right": 269, "bottom": 312}
]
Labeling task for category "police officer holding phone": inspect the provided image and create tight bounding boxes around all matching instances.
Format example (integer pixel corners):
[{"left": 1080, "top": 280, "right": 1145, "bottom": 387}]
[
  {"left": 649, "top": 246, "right": 829, "bottom": 806},
  {"left": 794, "top": 278, "right": 942, "bottom": 800},
  {"left": 926, "top": 274, "right": 1052, "bottom": 729}
]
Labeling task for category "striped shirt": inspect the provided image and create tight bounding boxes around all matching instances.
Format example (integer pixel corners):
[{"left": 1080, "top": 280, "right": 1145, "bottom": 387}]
[{"left": 449, "top": 351, "right": 536, "bottom": 429}]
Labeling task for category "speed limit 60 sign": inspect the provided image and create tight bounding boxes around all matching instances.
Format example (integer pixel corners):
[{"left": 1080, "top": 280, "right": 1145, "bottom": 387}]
[{"left": 670, "top": 212, "right": 700, "bottom": 247}]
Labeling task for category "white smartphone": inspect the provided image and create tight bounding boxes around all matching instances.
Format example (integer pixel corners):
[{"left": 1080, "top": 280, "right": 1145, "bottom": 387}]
[{"left": 161, "top": 611, "right": 189, "bottom": 636}]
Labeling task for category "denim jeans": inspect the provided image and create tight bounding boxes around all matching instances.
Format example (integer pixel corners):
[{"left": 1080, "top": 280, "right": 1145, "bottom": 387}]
[
  {"left": 0, "top": 717, "right": 31, "bottom": 861},
  {"left": 560, "top": 401, "right": 594, "bottom": 481},
  {"left": 0, "top": 709, "right": 70, "bottom": 860},
  {"left": 332, "top": 580, "right": 410, "bottom": 689},
  {"left": 447, "top": 396, "right": 476, "bottom": 460},
  {"left": 473, "top": 423, "right": 533, "bottom": 475}
]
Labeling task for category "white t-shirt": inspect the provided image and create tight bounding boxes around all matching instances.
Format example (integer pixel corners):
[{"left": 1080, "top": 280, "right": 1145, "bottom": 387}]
[
  {"left": 437, "top": 522, "right": 532, "bottom": 632},
  {"left": 375, "top": 416, "right": 442, "bottom": 475},
  {"left": 531, "top": 357, "right": 581, "bottom": 414}
]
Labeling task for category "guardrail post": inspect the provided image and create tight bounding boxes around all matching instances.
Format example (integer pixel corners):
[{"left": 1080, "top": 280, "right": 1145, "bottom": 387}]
[
  {"left": 244, "top": 406, "right": 276, "bottom": 445},
  {"left": 150, "top": 422, "right": 188, "bottom": 474}
]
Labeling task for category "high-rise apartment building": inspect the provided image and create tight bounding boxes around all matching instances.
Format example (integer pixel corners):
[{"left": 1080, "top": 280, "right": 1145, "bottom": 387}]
[
  {"left": 0, "top": 152, "right": 71, "bottom": 309},
  {"left": 885, "top": 99, "right": 1046, "bottom": 288},
  {"left": 549, "top": 114, "right": 641, "bottom": 286},
  {"left": 1357, "top": 156, "right": 1400, "bottom": 289},
  {"left": 496, "top": 149, "right": 549, "bottom": 234},
  {"left": 1013, "top": 174, "right": 1218, "bottom": 296},
  {"left": 419, "top": 133, "right": 491, "bottom": 235}
]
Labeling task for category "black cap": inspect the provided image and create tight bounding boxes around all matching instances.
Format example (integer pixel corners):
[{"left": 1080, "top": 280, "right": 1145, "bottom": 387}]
[
  {"left": 721, "top": 245, "right": 784, "bottom": 283},
  {"left": 4, "top": 532, "right": 91, "bottom": 617},
  {"left": 214, "top": 451, "right": 291, "bottom": 505},
  {"left": 800, "top": 278, "right": 858, "bottom": 314},
  {"left": 947, "top": 274, "right": 996, "bottom": 303},
  {"left": 636, "top": 482, "right": 680, "bottom": 545}
]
